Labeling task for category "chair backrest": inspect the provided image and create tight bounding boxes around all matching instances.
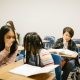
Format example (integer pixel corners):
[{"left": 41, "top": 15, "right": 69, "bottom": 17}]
[
  {"left": 73, "top": 39, "right": 80, "bottom": 53},
  {"left": 44, "top": 36, "right": 55, "bottom": 49},
  {"left": 73, "top": 39, "right": 80, "bottom": 44}
]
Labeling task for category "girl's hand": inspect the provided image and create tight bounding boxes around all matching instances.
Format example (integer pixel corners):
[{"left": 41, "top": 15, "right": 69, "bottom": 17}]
[{"left": 5, "top": 42, "right": 12, "bottom": 53}]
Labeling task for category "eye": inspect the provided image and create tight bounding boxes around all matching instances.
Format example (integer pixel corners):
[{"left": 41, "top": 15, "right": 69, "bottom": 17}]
[
  {"left": 6, "top": 36, "right": 11, "bottom": 39},
  {"left": 6, "top": 36, "right": 15, "bottom": 39},
  {"left": 12, "top": 36, "right": 15, "bottom": 39}
]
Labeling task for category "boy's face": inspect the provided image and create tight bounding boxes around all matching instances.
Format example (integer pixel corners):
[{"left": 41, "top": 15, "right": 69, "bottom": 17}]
[{"left": 63, "top": 31, "right": 72, "bottom": 42}]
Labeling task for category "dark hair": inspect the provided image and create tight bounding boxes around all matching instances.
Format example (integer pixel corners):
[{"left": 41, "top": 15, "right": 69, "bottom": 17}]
[
  {"left": 6, "top": 20, "right": 15, "bottom": 30},
  {"left": 0, "top": 25, "right": 18, "bottom": 57},
  {"left": 63, "top": 27, "right": 74, "bottom": 38},
  {"left": 23, "top": 32, "right": 44, "bottom": 63}
]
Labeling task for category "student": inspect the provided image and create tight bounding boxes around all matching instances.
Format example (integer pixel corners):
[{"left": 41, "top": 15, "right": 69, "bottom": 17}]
[
  {"left": 0, "top": 25, "right": 18, "bottom": 66},
  {"left": 23, "top": 32, "right": 54, "bottom": 66},
  {"left": 6, "top": 20, "right": 19, "bottom": 44},
  {"left": 53, "top": 27, "right": 77, "bottom": 80},
  {"left": 23, "top": 32, "right": 62, "bottom": 80}
]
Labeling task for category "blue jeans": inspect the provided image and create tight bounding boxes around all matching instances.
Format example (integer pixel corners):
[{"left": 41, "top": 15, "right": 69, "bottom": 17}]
[{"left": 51, "top": 54, "right": 62, "bottom": 80}]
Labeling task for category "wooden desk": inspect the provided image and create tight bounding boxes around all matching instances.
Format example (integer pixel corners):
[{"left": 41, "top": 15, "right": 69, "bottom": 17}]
[
  {"left": 0, "top": 60, "right": 55, "bottom": 80},
  {"left": 76, "top": 44, "right": 80, "bottom": 48}
]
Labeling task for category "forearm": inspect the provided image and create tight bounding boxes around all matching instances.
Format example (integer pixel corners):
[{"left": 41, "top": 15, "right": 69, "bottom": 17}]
[
  {"left": 0, "top": 49, "right": 9, "bottom": 61},
  {"left": 7, "top": 50, "right": 18, "bottom": 63}
]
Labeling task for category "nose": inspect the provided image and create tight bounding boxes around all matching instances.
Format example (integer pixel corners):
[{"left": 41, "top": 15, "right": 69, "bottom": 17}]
[{"left": 10, "top": 38, "right": 15, "bottom": 43}]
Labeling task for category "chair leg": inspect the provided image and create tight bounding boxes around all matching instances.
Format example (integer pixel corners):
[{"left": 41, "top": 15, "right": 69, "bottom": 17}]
[{"left": 71, "top": 72, "right": 77, "bottom": 80}]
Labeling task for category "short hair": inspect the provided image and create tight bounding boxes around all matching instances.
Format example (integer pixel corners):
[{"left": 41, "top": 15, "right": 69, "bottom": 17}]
[{"left": 63, "top": 27, "right": 74, "bottom": 38}]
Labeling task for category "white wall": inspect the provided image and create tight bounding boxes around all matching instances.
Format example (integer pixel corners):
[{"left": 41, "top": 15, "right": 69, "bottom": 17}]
[{"left": 0, "top": 0, "right": 80, "bottom": 44}]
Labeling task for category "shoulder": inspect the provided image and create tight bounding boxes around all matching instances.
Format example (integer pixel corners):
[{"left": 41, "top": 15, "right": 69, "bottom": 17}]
[
  {"left": 39, "top": 49, "right": 51, "bottom": 57},
  {"left": 39, "top": 49, "right": 54, "bottom": 66},
  {"left": 56, "top": 38, "right": 63, "bottom": 42},
  {"left": 39, "top": 49, "right": 49, "bottom": 54},
  {"left": 70, "top": 39, "right": 76, "bottom": 45},
  {"left": 55, "top": 38, "right": 63, "bottom": 44}
]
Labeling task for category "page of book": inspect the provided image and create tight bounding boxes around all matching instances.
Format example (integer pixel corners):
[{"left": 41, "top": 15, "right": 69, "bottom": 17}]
[
  {"left": 48, "top": 48, "right": 78, "bottom": 57},
  {"left": 9, "top": 64, "right": 58, "bottom": 77}
]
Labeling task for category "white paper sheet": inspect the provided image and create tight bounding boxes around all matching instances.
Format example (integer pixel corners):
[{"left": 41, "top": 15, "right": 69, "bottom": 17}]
[{"left": 9, "top": 64, "right": 58, "bottom": 76}]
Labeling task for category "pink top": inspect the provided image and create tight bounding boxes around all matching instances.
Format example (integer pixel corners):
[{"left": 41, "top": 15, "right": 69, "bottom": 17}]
[
  {"left": 0, "top": 49, "right": 18, "bottom": 66},
  {"left": 39, "top": 49, "right": 54, "bottom": 66}
]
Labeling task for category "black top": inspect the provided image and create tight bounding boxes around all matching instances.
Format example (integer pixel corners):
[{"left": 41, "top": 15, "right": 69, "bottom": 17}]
[{"left": 53, "top": 38, "right": 77, "bottom": 52}]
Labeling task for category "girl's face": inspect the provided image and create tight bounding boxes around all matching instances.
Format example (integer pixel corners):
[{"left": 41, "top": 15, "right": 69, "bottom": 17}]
[
  {"left": 63, "top": 31, "right": 71, "bottom": 42},
  {"left": 4, "top": 29, "right": 15, "bottom": 48}
]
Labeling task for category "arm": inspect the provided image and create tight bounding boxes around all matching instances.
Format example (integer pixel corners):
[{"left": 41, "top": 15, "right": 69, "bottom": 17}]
[
  {"left": 53, "top": 38, "right": 63, "bottom": 49},
  {"left": 0, "top": 49, "right": 9, "bottom": 62},
  {"left": 6, "top": 49, "right": 18, "bottom": 64},
  {"left": 72, "top": 41, "right": 77, "bottom": 52},
  {"left": 69, "top": 40, "right": 77, "bottom": 52}
]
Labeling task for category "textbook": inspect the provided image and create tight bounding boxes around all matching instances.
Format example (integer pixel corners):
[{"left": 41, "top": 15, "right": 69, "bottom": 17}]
[
  {"left": 9, "top": 64, "right": 58, "bottom": 77},
  {"left": 48, "top": 48, "right": 78, "bottom": 57}
]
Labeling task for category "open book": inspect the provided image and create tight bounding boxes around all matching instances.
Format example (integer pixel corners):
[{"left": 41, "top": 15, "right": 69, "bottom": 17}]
[
  {"left": 48, "top": 48, "right": 78, "bottom": 58},
  {"left": 9, "top": 64, "right": 58, "bottom": 77}
]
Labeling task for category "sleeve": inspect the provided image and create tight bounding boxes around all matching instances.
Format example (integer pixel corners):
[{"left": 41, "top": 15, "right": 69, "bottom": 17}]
[
  {"left": 0, "top": 49, "right": 9, "bottom": 62},
  {"left": 72, "top": 42, "right": 77, "bottom": 52},
  {"left": 7, "top": 50, "right": 18, "bottom": 64},
  {"left": 70, "top": 41, "right": 77, "bottom": 52},
  {"left": 39, "top": 49, "right": 54, "bottom": 66},
  {"left": 53, "top": 39, "right": 63, "bottom": 49}
]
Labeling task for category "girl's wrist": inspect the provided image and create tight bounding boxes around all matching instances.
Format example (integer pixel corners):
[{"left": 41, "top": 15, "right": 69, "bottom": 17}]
[{"left": 5, "top": 47, "right": 10, "bottom": 53}]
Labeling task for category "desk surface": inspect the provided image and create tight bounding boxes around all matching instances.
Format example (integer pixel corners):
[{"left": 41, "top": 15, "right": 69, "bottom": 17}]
[
  {"left": 76, "top": 44, "right": 80, "bottom": 48},
  {"left": 0, "top": 60, "right": 55, "bottom": 80}
]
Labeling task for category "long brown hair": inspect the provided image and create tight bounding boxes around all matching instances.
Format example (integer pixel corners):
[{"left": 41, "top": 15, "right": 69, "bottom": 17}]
[
  {"left": 23, "top": 32, "right": 44, "bottom": 63},
  {"left": 0, "top": 25, "right": 18, "bottom": 57}
]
